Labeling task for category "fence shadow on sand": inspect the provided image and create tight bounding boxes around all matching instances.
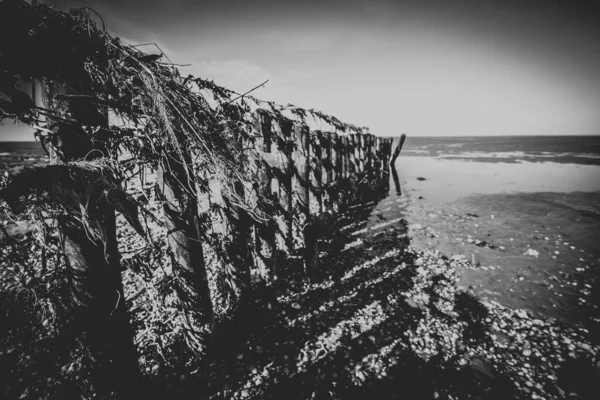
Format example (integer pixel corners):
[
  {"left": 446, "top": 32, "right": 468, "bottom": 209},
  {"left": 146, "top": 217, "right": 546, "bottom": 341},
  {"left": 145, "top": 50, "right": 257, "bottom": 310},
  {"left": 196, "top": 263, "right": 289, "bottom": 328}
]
[{"left": 145, "top": 184, "right": 513, "bottom": 400}]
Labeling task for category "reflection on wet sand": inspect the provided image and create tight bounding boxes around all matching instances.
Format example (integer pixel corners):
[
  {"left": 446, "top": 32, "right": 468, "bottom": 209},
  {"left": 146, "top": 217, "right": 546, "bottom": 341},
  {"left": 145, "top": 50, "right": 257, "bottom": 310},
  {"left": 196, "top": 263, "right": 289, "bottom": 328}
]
[{"left": 395, "top": 156, "right": 600, "bottom": 203}]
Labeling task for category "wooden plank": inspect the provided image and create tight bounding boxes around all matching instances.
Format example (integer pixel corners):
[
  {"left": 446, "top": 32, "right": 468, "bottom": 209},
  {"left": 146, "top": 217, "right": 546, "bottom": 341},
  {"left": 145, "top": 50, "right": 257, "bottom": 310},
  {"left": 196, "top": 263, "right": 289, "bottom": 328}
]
[
  {"left": 248, "top": 112, "right": 276, "bottom": 282},
  {"left": 279, "top": 118, "right": 295, "bottom": 252},
  {"left": 312, "top": 131, "right": 324, "bottom": 215},
  {"left": 365, "top": 134, "right": 373, "bottom": 181},
  {"left": 329, "top": 132, "right": 338, "bottom": 182},
  {"left": 343, "top": 136, "right": 350, "bottom": 180},
  {"left": 254, "top": 159, "right": 277, "bottom": 282},
  {"left": 339, "top": 134, "right": 347, "bottom": 180},
  {"left": 348, "top": 134, "right": 357, "bottom": 178},
  {"left": 374, "top": 136, "right": 382, "bottom": 184},
  {"left": 390, "top": 134, "right": 406, "bottom": 196},
  {"left": 297, "top": 124, "right": 311, "bottom": 218},
  {"left": 292, "top": 123, "right": 312, "bottom": 276},
  {"left": 320, "top": 132, "right": 332, "bottom": 212},
  {"left": 335, "top": 133, "right": 343, "bottom": 181},
  {"left": 355, "top": 133, "right": 364, "bottom": 175},
  {"left": 40, "top": 81, "right": 142, "bottom": 395},
  {"left": 255, "top": 109, "right": 272, "bottom": 153}
]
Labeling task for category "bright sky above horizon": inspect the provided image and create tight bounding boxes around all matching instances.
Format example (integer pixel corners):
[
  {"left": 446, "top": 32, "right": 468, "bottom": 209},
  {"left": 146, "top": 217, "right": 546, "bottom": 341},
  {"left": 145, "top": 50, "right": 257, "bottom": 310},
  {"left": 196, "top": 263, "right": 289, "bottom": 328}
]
[{"left": 2, "top": 0, "right": 600, "bottom": 141}]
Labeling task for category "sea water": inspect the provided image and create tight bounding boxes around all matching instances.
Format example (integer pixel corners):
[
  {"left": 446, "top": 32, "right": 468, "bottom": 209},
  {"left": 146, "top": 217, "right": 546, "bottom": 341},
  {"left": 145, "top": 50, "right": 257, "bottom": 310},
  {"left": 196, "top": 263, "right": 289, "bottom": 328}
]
[{"left": 395, "top": 135, "right": 600, "bottom": 203}]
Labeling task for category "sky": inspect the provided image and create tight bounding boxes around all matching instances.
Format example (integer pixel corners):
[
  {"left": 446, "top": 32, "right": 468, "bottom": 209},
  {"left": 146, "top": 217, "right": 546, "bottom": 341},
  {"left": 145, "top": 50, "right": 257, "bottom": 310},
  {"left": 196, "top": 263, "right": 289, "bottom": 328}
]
[{"left": 2, "top": 0, "right": 600, "bottom": 140}]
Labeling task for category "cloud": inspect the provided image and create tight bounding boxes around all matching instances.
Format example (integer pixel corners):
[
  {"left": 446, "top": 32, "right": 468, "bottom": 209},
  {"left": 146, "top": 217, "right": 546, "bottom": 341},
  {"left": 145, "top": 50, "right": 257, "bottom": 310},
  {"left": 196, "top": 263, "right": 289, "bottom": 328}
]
[
  {"left": 284, "top": 69, "right": 314, "bottom": 80},
  {"left": 182, "top": 60, "right": 272, "bottom": 93}
]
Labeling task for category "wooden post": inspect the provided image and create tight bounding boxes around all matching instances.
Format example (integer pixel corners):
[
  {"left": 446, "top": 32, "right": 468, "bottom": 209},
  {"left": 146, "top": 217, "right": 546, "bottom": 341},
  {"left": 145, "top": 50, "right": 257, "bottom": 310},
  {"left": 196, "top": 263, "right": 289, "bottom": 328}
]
[
  {"left": 279, "top": 118, "right": 295, "bottom": 252},
  {"left": 321, "top": 132, "right": 332, "bottom": 213},
  {"left": 380, "top": 137, "right": 389, "bottom": 197},
  {"left": 390, "top": 133, "right": 407, "bottom": 166},
  {"left": 224, "top": 127, "right": 257, "bottom": 297},
  {"left": 343, "top": 136, "right": 351, "bottom": 180},
  {"left": 291, "top": 123, "right": 312, "bottom": 276},
  {"left": 40, "top": 81, "right": 141, "bottom": 398},
  {"left": 390, "top": 134, "right": 406, "bottom": 196},
  {"left": 365, "top": 134, "right": 373, "bottom": 181},
  {"left": 302, "top": 125, "right": 311, "bottom": 220},
  {"left": 329, "top": 132, "right": 338, "bottom": 183},
  {"left": 335, "top": 134, "right": 343, "bottom": 181},
  {"left": 385, "top": 138, "right": 393, "bottom": 190},
  {"left": 349, "top": 133, "right": 358, "bottom": 178},
  {"left": 359, "top": 134, "right": 366, "bottom": 175},
  {"left": 380, "top": 138, "right": 386, "bottom": 180},
  {"left": 253, "top": 112, "right": 277, "bottom": 282},
  {"left": 338, "top": 135, "right": 345, "bottom": 181},
  {"left": 254, "top": 159, "right": 277, "bottom": 282},
  {"left": 292, "top": 124, "right": 310, "bottom": 221},
  {"left": 371, "top": 134, "right": 376, "bottom": 179},
  {"left": 312, "top": 131, "right": 323, "bottom": 215},
  {"left": 354, "top": 133, "right": 360, "bottom": 177},
  {"left": 354, "top": 134, "right": 360, "bottom": 175},
  {"left": 374, "top": 136, "right": 382, "bottom": 185},
  {"left": 257, "top": 109, "right": 272, "bottom": 153},
  {"left": 328, "top": 132, "right": 342, "bottom": 213}
]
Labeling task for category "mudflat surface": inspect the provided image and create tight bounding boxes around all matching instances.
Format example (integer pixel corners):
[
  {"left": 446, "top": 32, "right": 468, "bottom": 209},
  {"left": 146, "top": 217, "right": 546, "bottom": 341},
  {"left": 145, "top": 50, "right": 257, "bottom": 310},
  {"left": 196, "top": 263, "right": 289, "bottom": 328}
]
[{"left": 404, "top": 190, "right": 600, "bottom": 330}]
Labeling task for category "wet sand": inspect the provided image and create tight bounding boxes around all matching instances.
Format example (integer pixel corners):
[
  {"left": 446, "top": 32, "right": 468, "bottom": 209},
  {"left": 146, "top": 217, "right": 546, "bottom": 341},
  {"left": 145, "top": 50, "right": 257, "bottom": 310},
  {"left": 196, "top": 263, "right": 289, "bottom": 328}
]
[
  {"left": 394, "top": 156, "right": 600, "bottom": 334},
  {"left": 396, "top": 157, "right": 600, "bottom": 203}
]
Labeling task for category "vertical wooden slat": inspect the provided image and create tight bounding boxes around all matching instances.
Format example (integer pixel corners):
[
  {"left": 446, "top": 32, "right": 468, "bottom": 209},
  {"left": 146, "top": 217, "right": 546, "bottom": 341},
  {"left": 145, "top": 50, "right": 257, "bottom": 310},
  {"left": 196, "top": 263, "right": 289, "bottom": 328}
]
[
  {"left": 312, "top": 131, "right": 323, "bottom": 215},
  {"left": 290, "top": 123, "right": 312, "bottom": 276},
  {"left": 354, "top": 133, "right": 362, "bottom": 176},
  {"left": 257, "top": 109, "right": 272, "bottom": 153},
  {"left": 252, "top": 112, "right": 276, "bottom": 282},
  {"left": 353, "top": 134, "right": 360, "bottom": 175},
  {"left": 321, "top": 132, "right": 332, "bottom": 212},
  {"left": 377, "top": 137, "right": 381, "bottom": 177},
  {"left": 374, "top": 136, "right": 382, "bottom": 184},
  {"left": 347, "top": 134, "right": 355, "bottom": 178},
  {"left": 335, "top": 134, "right": 343, "bottom": 181},
  {"left": 339, "top": 134, "right": 346, "bottom": 180},
  {"left": 329, "top": 132, "right": 338, "bottom": 183},
  {"left": 302, "top": 125, "right": 311, "bottom": 218},
  {"left": 301, "top": 126, "right": 319, "bottom": 278},
  {"left": 280, "top": 118, "right": 295, "bottom": 252},
  {"left": 41, "top": 81, "right": 141, "bottom": 397},
  {"left": 384, "top": 138, "right": 393, "bottom": 194},
  {"left": 254, "top": 159, "right": 277, "bottom": 282},
  {"left": 390, "top": 134, "right": 407, "bottom": 196},
  {"left": 292, "top": 123, "right": 310, "bottom": 218},
  {"left": 365, "top": 134, "right": 373, "bottom": 181},
  {"left": 343, "top": 136, "right": 350, "bottom": 180},
  {"left": 360, "top": 134, "right": 366, "bottom": 174}
]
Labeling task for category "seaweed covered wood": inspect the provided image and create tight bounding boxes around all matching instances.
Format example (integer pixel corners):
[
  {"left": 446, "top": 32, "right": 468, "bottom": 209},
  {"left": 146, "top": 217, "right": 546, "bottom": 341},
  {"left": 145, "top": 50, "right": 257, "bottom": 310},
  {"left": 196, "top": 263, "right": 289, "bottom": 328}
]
[
  {"left": 9, "top": 76, "right": 142, "bottom": 398},
  {"left": 0, "top": 1, "right": 394, "bottom": 397}
]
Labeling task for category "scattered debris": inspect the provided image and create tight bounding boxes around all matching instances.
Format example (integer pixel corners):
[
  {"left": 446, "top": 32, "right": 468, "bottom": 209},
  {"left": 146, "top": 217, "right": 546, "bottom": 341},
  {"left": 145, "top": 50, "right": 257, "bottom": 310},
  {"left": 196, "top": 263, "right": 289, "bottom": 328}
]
[{"left": 524, "top": 249, "right": 540, "bottom": 257}]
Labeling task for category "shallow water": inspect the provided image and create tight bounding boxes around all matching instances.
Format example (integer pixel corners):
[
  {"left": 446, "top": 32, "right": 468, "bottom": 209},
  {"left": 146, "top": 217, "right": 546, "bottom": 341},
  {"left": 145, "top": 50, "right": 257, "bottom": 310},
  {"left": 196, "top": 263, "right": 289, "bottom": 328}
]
[{"left": 395, "top": 156, "right": 600, "bottom": 203}]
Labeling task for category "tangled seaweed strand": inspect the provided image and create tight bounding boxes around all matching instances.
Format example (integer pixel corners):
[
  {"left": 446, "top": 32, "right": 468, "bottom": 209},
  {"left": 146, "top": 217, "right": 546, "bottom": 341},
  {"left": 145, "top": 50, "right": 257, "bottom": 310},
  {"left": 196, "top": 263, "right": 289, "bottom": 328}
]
[
  {"left": 0, "top": 1, "right": 370, "bottom": 222},
  {"left": 0, "top": 0, "right": 371, "bottom": 225}
]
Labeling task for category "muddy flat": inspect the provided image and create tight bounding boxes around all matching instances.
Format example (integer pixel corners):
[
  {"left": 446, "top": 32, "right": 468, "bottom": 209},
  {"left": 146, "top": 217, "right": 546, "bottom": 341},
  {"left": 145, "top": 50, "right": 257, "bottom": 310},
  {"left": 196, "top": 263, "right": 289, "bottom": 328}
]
[{"left": 394, "top": 152, "right": 600, "bottom": 335}]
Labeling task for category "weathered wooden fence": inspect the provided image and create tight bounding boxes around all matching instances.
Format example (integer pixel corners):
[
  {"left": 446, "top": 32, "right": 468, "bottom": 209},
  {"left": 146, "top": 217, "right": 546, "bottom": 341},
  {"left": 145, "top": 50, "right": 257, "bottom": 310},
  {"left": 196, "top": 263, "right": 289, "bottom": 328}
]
[
  {"left": 0, "top": 2, "right": 398, "bottom": 396},
  {"left": 232, "top": 114, "right": 394, "bottom": 283}
]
